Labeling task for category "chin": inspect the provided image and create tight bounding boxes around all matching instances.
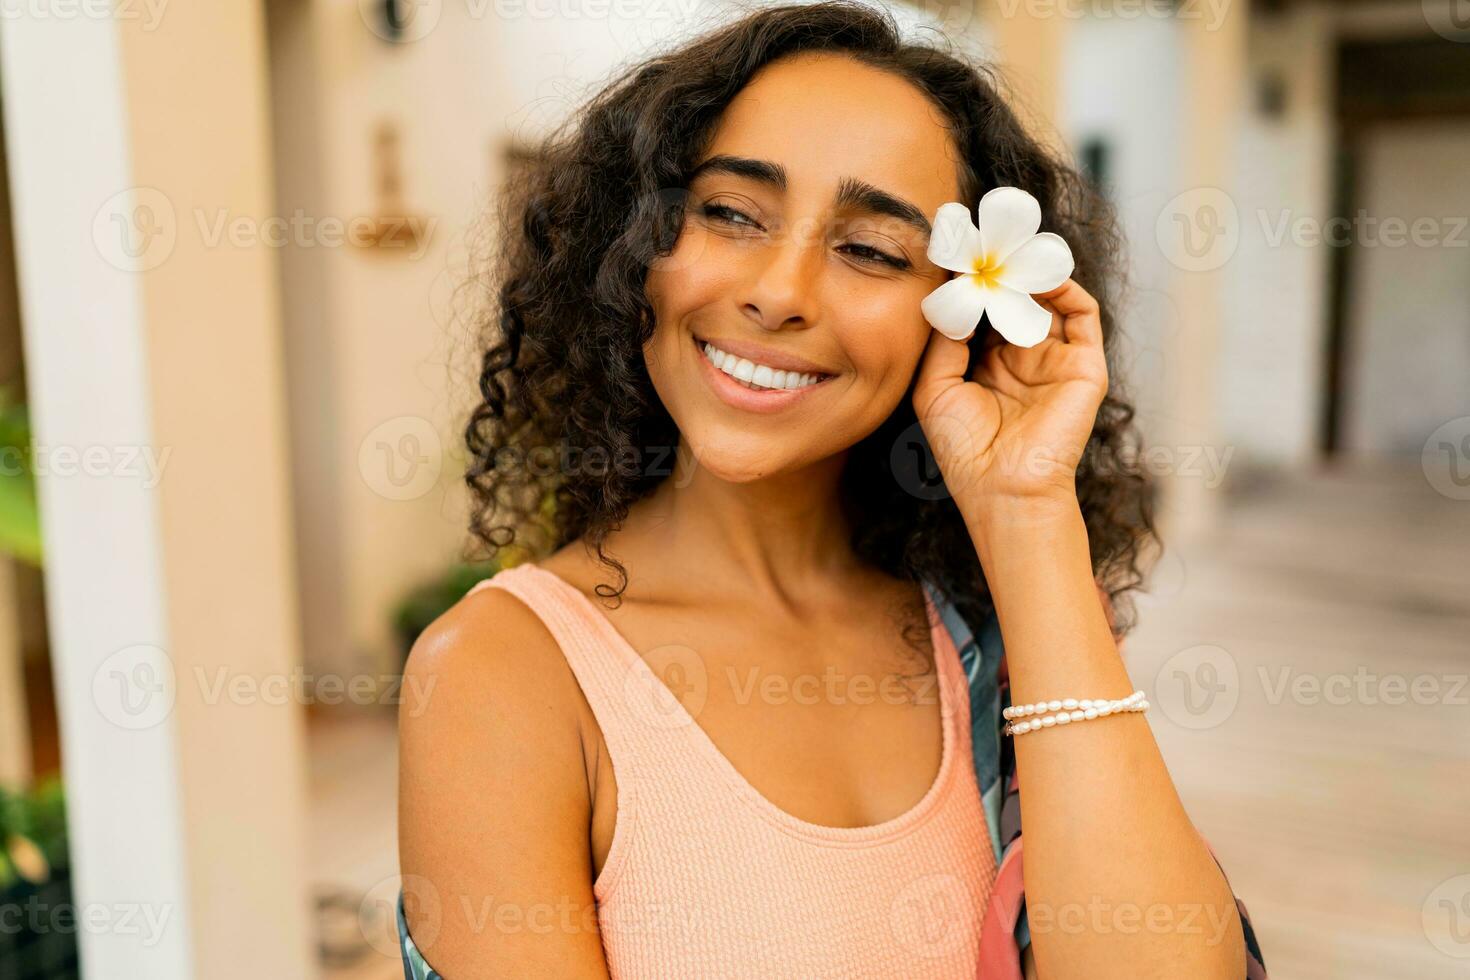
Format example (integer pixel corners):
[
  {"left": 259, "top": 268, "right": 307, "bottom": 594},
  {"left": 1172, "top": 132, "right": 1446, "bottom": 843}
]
[{"left": 680, "top": 427, "right": 795, "bottom": 484}]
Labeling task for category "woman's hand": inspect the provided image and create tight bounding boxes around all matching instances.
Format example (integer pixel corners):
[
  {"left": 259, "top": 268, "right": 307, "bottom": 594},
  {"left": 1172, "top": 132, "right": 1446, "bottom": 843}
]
[{"left": 911, "top": 278, "right": 1108, "bottom": 519}]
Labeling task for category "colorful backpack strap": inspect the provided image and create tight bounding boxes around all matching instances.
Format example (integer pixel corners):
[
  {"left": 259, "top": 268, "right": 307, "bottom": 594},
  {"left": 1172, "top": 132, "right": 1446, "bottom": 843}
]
[
  {"left": 934, "top": 582, "right": 1269, "bottom": 978},
  {"left": 398, "top": 894, "right": 441, "bottom": 980}
]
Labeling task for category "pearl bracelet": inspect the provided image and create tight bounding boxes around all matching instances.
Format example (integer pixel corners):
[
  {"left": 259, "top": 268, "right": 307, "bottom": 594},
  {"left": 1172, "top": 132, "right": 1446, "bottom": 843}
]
[{"left": 1002, "top": 689, "right": 1148, "bottom": 736}]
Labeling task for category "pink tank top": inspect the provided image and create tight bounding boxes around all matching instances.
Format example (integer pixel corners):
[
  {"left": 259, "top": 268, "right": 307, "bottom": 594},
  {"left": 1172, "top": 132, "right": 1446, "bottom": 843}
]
[{"left": 476, "top": 562, "right": 998, "bottom": 978}]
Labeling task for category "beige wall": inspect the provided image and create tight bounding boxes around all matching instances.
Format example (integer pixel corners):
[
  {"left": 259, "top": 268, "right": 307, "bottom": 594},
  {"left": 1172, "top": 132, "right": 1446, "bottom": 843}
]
[
  {"left": 269, "top": 0, "right": 507, "bottom": 683},
  {"left": 981, "top": 0, "right": 1071, "bottom": 142},
  {"left": 117, "top": 4, "right": 315, "bottom": 974}
]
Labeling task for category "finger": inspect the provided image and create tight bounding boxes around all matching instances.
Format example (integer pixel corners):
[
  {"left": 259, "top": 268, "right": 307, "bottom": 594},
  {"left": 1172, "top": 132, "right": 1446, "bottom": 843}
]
[
  {"left": 1043, "top": 304, "right": 1066, "bottom": 344},
  {"left": 1032, "top": 278, "right": 1103, "bottom": 349},
  {"left": 972, "top": 343, "right": 1028, "bottom": 401},
  {"left": 984, "top": 302, "right": 1064, "bottom": 382},
  {"left": 912, "top": 327, "right": 972, "bottom": 415}
]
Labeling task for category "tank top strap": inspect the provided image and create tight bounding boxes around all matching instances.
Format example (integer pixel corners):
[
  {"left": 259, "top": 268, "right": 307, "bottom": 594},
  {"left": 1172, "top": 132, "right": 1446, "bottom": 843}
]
[{"left": 468, "top": 563, "right": 704, "bottom": 766}]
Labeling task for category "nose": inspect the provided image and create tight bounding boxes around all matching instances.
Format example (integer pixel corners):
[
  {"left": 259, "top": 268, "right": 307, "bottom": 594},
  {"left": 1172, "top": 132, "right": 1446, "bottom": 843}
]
[{"left": 738, "top": 221, "right": 821, "bottom": 332}]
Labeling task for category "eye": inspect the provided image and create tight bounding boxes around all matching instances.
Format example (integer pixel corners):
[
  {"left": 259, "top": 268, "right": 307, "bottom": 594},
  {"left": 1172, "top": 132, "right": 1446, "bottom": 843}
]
[
  {"left": 700, "top": 203, "right": 763, "bottom": 230},
  {"left": 840, "top": 241, "right": 910, "bottom": 270}
]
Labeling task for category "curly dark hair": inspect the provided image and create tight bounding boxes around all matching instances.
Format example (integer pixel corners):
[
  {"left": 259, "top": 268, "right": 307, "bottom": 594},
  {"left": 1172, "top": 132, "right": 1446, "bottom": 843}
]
[{"left": 465, "top": 0, "right": 1156, "bottom": 634}]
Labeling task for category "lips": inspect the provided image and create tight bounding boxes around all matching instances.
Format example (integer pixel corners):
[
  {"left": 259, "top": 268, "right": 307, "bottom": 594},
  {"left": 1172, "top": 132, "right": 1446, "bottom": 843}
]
[
  {"left": 699, "top": 340, "right": 827, "bottom": 392},
  {"left": 691, "top": 333, "right": 835, "bottom": 378},
  {"left": 690, "top": 332, "right": 835, "bottom": 414}
]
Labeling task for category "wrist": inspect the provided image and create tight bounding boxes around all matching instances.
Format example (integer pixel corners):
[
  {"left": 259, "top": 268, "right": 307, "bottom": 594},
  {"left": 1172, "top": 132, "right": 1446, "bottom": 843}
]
[
  {"left": 960, "top": 491, "right": 1082, "bottom": 538},
  {"left": 961, "top": 492, "right": 1085, "bottom": 567}
]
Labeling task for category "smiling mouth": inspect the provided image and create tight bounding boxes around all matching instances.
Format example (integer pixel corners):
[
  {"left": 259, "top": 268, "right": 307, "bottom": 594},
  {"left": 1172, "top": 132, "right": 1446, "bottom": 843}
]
[{"left": 694, "top": 337, "right": 834, "bottom": 392}]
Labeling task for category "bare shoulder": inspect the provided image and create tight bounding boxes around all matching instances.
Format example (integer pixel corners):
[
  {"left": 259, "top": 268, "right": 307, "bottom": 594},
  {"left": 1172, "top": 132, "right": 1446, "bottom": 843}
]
[
  {"left": 398, "top": 574, "right": 589, "bottom": 800},
  {"left": 397, "top": 575, "right": 609, "bottom": 976},
  {"left": 399, "top": 575, "right": 578, "bottom": 723}
]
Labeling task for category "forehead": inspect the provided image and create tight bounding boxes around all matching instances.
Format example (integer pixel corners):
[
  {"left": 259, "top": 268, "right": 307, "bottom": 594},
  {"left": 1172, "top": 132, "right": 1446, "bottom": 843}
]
[{"left": 700, "top": 52, "right": 963, "bottom": 213}]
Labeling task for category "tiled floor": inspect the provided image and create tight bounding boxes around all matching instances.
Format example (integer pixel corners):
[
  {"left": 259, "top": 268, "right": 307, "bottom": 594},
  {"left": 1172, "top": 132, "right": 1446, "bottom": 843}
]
[
  {"left": 310, "top": 463, "right": 1470, "bottom": 979},
  {"left": 1126, "top": 463, "right": 1470, "bottom": 979},
  {"left": 309, "top": 712, "right": 403, "bottom": 980}
]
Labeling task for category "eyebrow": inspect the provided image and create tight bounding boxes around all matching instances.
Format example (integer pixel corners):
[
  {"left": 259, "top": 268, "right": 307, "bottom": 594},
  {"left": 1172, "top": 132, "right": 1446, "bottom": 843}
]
[{"left": 685, "top": 154, "right": 933, "bottom": 239}]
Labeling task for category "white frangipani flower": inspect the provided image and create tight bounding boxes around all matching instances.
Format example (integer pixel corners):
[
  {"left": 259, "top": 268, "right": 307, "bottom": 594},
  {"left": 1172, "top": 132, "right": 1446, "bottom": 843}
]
[{"left": 920, "top": 186, "right": 1075, "bottom": 347}]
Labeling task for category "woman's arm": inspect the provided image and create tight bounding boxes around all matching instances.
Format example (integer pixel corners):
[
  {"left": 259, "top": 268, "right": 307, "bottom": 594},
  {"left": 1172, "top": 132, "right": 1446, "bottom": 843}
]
[
  {"left": 914, "top": 279, "right": 1245, "bottom": 977},
  {"left": 971, "top": 495, "right": 1244, "bottom": 977},
  {"left": 398, "top": 588, "right": 613, "bottom": 978}
]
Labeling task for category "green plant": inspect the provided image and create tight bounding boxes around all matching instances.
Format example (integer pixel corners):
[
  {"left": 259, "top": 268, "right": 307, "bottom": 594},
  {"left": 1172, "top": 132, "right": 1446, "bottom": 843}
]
[
  {"left": 0, "top": 777, "right": 77, "bottom": 978},
  {"left": 0, "top": 777, "right": 65, "bottom": 891},
  {"left": 391, "top": 490, "right": 558, "bottom": 662},
  {"left": 393, "top": 561, "right": 502, "bottom": 653},
  {"left": 0, "top": 388, "right": 41, "bottom": 566}
]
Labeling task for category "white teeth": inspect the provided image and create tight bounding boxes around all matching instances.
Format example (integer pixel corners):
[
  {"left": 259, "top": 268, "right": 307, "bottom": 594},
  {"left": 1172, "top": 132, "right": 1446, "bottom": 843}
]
[{"left": 701, "top": 341, "right": 824, "bottom": 391}]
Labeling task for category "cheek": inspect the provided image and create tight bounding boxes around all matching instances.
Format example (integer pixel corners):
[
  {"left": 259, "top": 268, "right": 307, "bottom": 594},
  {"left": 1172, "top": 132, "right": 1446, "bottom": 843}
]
[
  {"left": 834, "top": 285, "right": 934, "bottom": 390},
  {"left": 646, "top": 224, "right": 735, "bottom": 315},
  {"left": 643, "top": 243, "right": 728, "bottom": 403},
  {"left": 645, "top": 228, "right": 766, "bottom": 390}
]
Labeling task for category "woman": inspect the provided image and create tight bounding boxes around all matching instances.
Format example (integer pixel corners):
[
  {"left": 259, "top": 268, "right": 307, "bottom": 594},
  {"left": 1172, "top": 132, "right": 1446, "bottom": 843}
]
[{"left": 397, "top": 3, "right": 1266, "bottom": 977}]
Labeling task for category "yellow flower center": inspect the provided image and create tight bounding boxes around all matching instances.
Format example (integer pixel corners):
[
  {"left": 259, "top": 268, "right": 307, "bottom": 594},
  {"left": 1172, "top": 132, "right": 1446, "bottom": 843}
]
[{"left": 970, "top": 253, "right": 1001, "bottom": 287}]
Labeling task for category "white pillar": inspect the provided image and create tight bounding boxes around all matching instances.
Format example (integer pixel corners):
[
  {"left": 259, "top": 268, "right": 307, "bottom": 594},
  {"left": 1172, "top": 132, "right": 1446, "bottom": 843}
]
[{"left": 0, "top": 4, "right": 314, "bottom": 977}]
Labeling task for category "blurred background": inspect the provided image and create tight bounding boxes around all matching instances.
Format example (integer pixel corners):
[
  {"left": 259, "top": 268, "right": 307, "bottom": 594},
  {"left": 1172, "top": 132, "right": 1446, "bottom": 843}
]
[{"left": 0, "top": 0, "right": 1466, "bottom": 977}]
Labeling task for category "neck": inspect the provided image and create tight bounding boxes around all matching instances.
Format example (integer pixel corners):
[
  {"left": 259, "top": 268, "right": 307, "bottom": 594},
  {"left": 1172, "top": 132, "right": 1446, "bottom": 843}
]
[{"left": 617, "top": 441, "right": 864, "bottom": 605}]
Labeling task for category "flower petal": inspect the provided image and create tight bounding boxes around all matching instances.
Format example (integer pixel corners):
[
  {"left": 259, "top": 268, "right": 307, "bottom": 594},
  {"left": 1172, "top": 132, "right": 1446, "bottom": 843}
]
[
  {"left": 927, "top": 202, "right": 984, "bottom": 273},
  {"left": 977, "top": 186, "right": 1042, "bottom": 264},
  {"left": 984, "top": 284, "right": 1054, "bottom": 348},
  {"left": 995, "top": 232, "right": 1074, "bottom": 293},
  {"left": 921, "top": 274, "right": 987, "bottom": 341}
]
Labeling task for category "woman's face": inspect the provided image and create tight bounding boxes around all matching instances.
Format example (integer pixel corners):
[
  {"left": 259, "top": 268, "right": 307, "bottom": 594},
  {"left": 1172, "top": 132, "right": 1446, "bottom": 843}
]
[{"left": 643, "top": 52, "right": 964, "bottom": 483}]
